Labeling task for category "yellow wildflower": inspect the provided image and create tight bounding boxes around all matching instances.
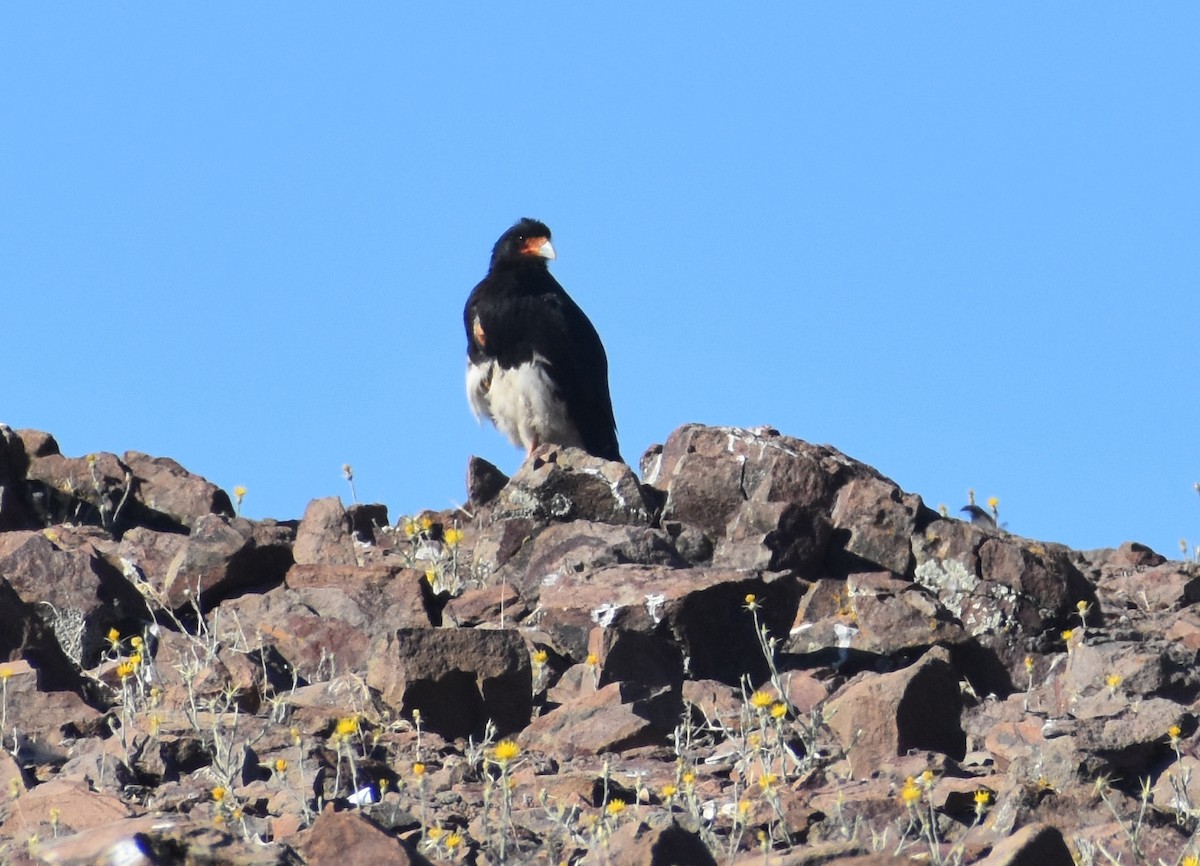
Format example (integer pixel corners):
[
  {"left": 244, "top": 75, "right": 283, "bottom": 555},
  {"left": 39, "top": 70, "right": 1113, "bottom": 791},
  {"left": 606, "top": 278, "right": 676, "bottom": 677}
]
[
  {"left": 334, "top": 717, "right": 358, "bottom": 737},
  {"left": 233, "top": 486, "right": 247, "bottom": 502},
  {"left": 758, "top": 772, "right": 778, "bottom": 790},
  {"left": 1024, "top": 656, "right": 1034, "bottom": 672},
  {"left": 412, "top": 762, "right": 426, "bottom": 778},
  {"left": 115, "top": 660, "right": 137, "bottom": 680},
  {"left": 1061, "top": 629, "right": 1074, "bottom": 643},
  {"left": 532, "top": 650, "right": 548, "bottom": 666},
  {"left": 920, "top": 769, "right": 935, "bottom": 787},
  {"left": 682, "top": 770, "right": 696, "bottom": 788},
  {"left": 426, "top": 826, "right": 444, "bottom": 842},
  {"left": 749, "top": 690, "right": 774, "bottom": 710},
  {"left": 974, "top": 789, "right": 992, "bottom": 806},
  {"left": 444, "top": 832, "right": 463, "bottom": 851},
  {"left": 0, "top": 667, "right": 11, "bottom": 680},
  {"left": 586, "top": 653, "right": 599, "bottom": 667},
  {"left": 1181, "top": 856, "right": 1198, "bottom": 866},
  {"left": 605, "top": 798, "right": 626, "bottom": 817},
  {"left": 899, "top": 777, "right": 921, "bottom": 806},
  {"left": 1169, "top": 725, "right": 1183, "bottom": 742},
  {"left": 986, "top": 496, "right": 999, "bottom": 510},
  {"left": 420, "top": 516, "right": 433, "bottom": 532},
  {"left": 737, "top": 799, "right": 751, "bottom": 817},
  {"left": 770, "top": 702, "right": 787, "bottom": 720},
  {"left": 211, "top": 786, "right": 226, "bottom": 802},
  {"left": 274, "top": 758, "right": 288, "bottom": 774},
  {"left": 661, "top": 783, "right": 678, "bottom": 799},
  {"left": 1105, "top": 673, "right": 1122, "bottom": 691},
  {"left": 444, "top": 527, "right": 464, "bottom": 547},
  {"left": 107, "top": 628, "right": 120, "bottom": 645},
  {"left": 493, "top": 740, "right": 520, "bottom": 764}
]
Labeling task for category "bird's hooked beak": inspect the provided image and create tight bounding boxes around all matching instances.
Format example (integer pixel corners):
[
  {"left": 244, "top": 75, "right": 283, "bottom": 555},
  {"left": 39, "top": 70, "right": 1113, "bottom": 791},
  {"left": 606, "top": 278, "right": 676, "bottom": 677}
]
[{"left": 522, "top": 236, "right": 556, "bottom": 260}]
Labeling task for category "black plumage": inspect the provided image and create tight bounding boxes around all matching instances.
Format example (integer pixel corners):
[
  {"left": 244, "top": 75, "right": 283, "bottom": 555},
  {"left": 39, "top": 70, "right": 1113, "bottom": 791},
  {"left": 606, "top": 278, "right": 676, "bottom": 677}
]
[{"left": 464, "top": 218, "right": 621, "bottom": 462}]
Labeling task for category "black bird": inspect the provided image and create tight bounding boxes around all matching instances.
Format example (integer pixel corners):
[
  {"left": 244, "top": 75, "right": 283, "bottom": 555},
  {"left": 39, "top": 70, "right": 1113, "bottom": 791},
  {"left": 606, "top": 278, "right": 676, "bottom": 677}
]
[{"left": 464, "top": 218, "right": 621, "bottom": 462}]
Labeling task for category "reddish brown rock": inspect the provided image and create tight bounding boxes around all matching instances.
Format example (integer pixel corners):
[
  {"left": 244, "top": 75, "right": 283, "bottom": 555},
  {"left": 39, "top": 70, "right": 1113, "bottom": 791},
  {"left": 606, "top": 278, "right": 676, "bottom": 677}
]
[
  {"left": 787, "top": 572, "right": 967, "bottom": 661},
  {"left": 0, "top": 658, "right": 101, "bottom": 745},
  {"left": 974, "top": 822, "right": 1073, "bottom": 866},
  {"left": 826, "top": 646, "right": 966, "bottom": 778},
  {"left": 0, "top": 530, "right": 145, "bottom": 666},
  {"left": 913, "top": 521, "right": 1094, "bottom": 657},
  {"left": 121, "top": 450, "right": 234, "bottom": 529},
  {"left": 715, "top": 499, "right": 832, "bottom": 574},
  {"left": 490, "top": 446, "right": 653, "bottom": 526},
  {"left": 641, "top": 425, "right": 840, "bottom": 541},
  {"left": 467, "top": 455, "right": 509, "bottom": 506},
  {"left": 830, "top": 476, "right": 927, "bottom": 577},
  {"left": 23, "top": 449, "right": 132, "bottom": 530},
  {"left": 443, "top": 581, "right": 527, "bottom": 627},
  {"left": 367, "top": 627, "right": 532, "bottom": 738},
  {"left": 536, "top": 563, "right": 801, "bottom": 685},
  {"left": 0, "top": 425, "right": 34, "bottom": 530},
  {"left": 583, "top": 818, "right": 718, "bottom": 865},
  {"left": 522, "top": 682, "right": 677, "bottom": 756},
  {"left": 0, "top": 577, "right": 83, "bottom": 691},
  {"left": 491, "top": 519, "right": 686, "bottom": 602},
  {"left": 302, "top": 808, "right": 430, "bottom": 866},
  {"left": 160, "top": 514, "right": 293, "bottom": 610},
  {"left": 293, "top": 497, "right": 358, "bottom": 566},
  {"left": 113, "top": 526, "right": 189, "bottom": 602}
]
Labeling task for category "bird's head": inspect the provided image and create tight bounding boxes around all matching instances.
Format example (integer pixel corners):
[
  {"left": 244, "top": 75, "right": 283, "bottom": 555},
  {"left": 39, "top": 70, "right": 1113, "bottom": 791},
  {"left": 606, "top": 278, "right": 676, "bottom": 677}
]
[{"left": 490, "top": 218, "right": 556, "bottom": 268}]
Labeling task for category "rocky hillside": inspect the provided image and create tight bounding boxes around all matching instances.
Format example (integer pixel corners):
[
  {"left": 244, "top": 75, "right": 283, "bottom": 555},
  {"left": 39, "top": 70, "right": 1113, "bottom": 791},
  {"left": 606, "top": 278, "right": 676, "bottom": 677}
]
[{"left": 0, "top": 422, "right": 1197, "bottom": 866}]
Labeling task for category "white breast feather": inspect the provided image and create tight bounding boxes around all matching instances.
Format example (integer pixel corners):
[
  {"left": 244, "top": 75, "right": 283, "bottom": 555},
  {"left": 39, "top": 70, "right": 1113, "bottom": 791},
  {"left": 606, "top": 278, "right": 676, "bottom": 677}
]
[{"left": 466, "top": 354, "right": 583, "bottom": 453}]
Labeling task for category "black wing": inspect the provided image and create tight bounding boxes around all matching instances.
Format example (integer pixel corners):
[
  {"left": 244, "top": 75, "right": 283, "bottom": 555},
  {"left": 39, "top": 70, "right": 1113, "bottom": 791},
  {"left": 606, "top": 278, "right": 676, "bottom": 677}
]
[{"left": 465, "top": 268, "right": 620, "bottom": 461}]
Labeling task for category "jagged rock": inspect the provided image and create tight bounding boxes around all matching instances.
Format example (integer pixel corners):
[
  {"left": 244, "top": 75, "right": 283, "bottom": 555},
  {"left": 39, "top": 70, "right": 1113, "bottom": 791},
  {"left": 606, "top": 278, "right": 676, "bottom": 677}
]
[
  {"left": 367, "top": 627, "right": 532, "bottom": 738},
  {"left": 490, "top": 520, "right": 687, "bottom": 602},
  {"left": 121, "top": 450, "right": 235, "bottom": 529},
  {"left": 714, "top": 499, "right": 832, "bottom": 573},
  {"left": 112, "top": 526, "right": 190, "bottom": 605},
  {"left": 0, "top": 658, "right": 100, "bottom": 750},
  {"left": 443, "top": 581, "right": 526, "bottom": 627},
  {"left": 535, "top": 563, "right": 802, "bottom": 684},
  {"left": 490, "top": 446, "right": 653, "bottom": 525},
  {"left": 467, "top": 454, "right": 509, "bottom": 506},
  {"left": 2, "top": 778, "right": 132, "bottom": 838},
  {"left": 826, "top": 646, "right": 966, "bottom": 778},
  {"left": 912, "top": 520, "right": 1097, "bottom": 689},
  {"left": 293, "top": 497, "right": 358, "bottom": 566},
  {"left": 302, "top": 809, "right": 431, "bottom": 866},
  {"left": 830, "top": 476, "right": 928, "bottom": 577},
  {"left": 345, "top": 502, "right": 389, "bottom": 542},
  {"left": 160, "top": 514, "right": 293, "bottom": 610},
  {"left": 0, "top": 529, "right": 147, "bottom": 667},
  {"left": 0, "top": 425, "right": 34, "bottom": 530},
  {"left": 6, "top": 421, "right": 1200, "bottom": 863},
  {"left": 522, "top": 681, "right": 680, "bottom": 755},
  {"left": 786, "top": 573, "right": 968, "bottom": 662},
  {"left": 974, "top": 822, "right": 1073, "bottom": 866},
  {"left": 641, "top": 425, "right": 842, "bottom": 541},
  {"left": 583, "top": 819, "right": 718, "bottom": 866},
  {"left": 207, "top": 562, "right": 431, "bottom": 680},
  {"left": 0, "top": 576, "right": 85, "bottom": 692}
]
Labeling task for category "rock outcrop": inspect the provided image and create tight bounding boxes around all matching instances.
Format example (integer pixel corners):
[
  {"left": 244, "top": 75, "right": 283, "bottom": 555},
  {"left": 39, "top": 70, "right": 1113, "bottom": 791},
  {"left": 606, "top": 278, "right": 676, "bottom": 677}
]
[{"left": 0, "top": 421, "right": 1196, "bottom": 865}]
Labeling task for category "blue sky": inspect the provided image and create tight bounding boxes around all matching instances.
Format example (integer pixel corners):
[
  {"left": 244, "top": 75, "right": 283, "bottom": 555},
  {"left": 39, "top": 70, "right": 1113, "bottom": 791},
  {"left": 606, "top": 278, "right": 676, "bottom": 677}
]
[{"left": 3, "top": 5, "right": 1197, "bottom": 558}]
